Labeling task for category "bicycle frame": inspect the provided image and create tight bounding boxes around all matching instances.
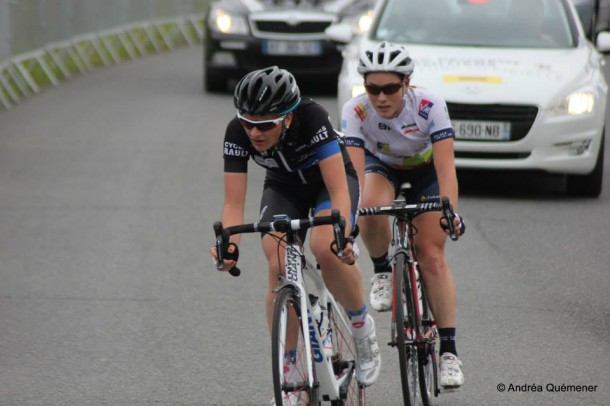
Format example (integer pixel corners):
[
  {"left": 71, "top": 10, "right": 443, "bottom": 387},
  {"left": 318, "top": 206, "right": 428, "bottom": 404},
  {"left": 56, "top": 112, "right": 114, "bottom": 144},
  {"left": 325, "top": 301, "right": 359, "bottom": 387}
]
[
  {"left": 390, "top": 213, "right": 429, "bottom": 342},
  {"left": 277, "top": 236, "right": 356, "bottom": 401}
]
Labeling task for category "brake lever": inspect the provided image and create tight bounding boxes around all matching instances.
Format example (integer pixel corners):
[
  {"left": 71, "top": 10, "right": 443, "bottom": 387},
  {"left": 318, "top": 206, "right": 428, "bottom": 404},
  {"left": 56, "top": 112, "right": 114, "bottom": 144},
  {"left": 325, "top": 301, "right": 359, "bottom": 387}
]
[
  {"left": 330, "top": 209, "right": 347, "bottom": 257},
  {"left": 440, "top": 197, "right": 459, "bottom": 241}
]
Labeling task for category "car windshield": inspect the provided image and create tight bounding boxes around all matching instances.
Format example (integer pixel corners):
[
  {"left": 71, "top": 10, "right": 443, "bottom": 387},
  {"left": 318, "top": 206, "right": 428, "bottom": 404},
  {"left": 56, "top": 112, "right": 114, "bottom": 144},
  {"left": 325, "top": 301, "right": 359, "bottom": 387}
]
[{"left": 371, "top": 0, "right": 577, "bottom": 48}]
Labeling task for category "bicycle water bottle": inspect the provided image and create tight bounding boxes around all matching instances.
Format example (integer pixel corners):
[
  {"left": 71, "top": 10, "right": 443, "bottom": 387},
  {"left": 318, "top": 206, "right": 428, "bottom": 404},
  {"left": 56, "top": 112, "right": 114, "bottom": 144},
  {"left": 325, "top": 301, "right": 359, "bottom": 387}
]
[{"left": 309, "top": 294, "right": 333, "bottom": 357}]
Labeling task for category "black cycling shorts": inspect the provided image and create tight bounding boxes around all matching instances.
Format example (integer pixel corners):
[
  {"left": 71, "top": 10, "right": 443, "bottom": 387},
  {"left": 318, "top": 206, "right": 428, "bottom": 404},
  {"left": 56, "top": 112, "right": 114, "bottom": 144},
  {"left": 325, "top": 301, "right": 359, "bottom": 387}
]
[
  {"left": 364, "top": 151, "right": 439, "bottom": 203},
  {"left": 259, "top": 173, "right": 360, "bottom": 242}
]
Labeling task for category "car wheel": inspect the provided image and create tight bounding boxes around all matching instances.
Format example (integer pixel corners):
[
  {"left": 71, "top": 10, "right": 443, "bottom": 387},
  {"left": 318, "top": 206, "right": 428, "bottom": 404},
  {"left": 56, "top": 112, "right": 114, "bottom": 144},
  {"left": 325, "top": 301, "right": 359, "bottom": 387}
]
[{"left": 566, "top": 131, "right": 605, "bottom": 197}]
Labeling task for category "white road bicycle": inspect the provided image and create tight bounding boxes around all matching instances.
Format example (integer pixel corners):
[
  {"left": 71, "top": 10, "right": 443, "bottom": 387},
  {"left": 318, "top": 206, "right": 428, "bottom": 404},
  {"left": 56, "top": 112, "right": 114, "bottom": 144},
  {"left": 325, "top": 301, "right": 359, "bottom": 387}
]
[{"left": 213, "top": 210, "right": 365, "bottom": 406}]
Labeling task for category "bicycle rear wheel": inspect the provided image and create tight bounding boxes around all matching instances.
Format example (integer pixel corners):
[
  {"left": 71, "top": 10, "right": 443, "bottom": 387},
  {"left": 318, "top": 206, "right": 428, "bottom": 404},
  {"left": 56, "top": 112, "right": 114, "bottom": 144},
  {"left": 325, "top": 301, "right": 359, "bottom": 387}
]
[
  {"left": 272, "top": 287, "right": 318, "bottom": 406},
  {"left": 326, "top": 300, "right": 365, "bottom": 406},
  {"left": 394, "top": 252, "right": 420, "bottom": 406}
]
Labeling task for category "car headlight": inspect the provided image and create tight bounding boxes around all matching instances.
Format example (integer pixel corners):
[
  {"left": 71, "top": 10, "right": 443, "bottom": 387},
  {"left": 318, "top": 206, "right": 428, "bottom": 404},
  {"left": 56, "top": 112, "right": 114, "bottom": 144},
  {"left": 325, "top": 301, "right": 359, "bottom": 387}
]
[
  {"left": 208, "top": 8, "right": 248, "bottom": 35},
  {"left": 357, "top": 10, "right": 374, "bottom": 34},
  {"left": 551, "top": 91, "right": 596, "bottom": 116}
]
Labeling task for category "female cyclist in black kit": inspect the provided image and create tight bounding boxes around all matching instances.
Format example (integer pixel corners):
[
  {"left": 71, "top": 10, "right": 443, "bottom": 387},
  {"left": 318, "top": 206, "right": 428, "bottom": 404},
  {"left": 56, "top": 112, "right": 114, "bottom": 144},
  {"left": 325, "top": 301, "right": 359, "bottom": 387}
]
[{"left": 210, "top": 66, "right": 381, "bottom": 404}]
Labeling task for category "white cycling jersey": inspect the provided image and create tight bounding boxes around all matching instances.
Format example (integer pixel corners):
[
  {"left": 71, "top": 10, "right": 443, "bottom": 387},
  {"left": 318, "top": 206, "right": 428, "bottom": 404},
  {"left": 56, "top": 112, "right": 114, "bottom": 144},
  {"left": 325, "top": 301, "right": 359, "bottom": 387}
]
[{"left": 341, "top": 86, "right": 455, "bottom": 170}]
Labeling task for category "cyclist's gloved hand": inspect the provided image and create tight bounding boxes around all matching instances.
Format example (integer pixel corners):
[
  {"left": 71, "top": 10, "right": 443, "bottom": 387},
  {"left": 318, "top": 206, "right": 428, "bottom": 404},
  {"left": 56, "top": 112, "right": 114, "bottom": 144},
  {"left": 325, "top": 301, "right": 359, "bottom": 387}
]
[
  {"left": 453, "top": 213, "right": 466, "bottom": 236},
  {"left": 209, "top": 242, "right": 239, "bottom": 271},
  {"left": 441, "top": 212, "right": 466, "bottom": 237},
  {"left": 333, "top": 237, "right": 358, "bottom": 266}
]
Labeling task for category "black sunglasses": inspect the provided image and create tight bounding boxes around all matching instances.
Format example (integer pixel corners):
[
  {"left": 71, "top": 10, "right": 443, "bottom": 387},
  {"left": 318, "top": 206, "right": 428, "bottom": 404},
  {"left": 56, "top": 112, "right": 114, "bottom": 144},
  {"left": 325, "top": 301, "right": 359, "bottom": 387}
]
[
  {"left": 237, "top": 112, "right": 286, "bottom": 131},
  {"left": 364, "top": 82, "right": 403, "bottom": 96}
]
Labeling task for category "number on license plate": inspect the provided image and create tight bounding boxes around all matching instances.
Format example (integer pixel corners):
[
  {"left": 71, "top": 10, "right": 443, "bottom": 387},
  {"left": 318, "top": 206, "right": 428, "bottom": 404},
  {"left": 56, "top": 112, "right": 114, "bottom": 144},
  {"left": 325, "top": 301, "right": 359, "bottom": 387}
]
[
  {"left": 263, "top": 40, "right": 322, "bottom": 56},
  {"left": 453, "top": 120, "right": 511, "bottom": 140}
]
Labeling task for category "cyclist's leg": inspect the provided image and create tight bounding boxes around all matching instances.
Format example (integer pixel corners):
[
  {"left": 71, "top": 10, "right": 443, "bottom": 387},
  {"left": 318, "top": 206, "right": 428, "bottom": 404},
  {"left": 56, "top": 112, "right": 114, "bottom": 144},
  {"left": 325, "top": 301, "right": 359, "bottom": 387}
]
[
  {"left": 359, "top": 153, "right": 399, "bottom": 311},
  {"left": 309, "top": 173, "right": 381, "bottom": 387},
  {"left": 406, "top": 167, "right": 457, "bottom": 337},
  {"left": 409, "top": 171, "right": 463, "bottom": 388},
  {"left": 259, "top": 183, "right": 312, "bottom": 370},
  {"left": 358, "top": 153, "right": 397, "bottom": 260},
  {"left": 413, "top": 212, "right": 456, "bottom": 331},
  {"left": 309, "top": 172, "right": 363, "bottom": 312}
]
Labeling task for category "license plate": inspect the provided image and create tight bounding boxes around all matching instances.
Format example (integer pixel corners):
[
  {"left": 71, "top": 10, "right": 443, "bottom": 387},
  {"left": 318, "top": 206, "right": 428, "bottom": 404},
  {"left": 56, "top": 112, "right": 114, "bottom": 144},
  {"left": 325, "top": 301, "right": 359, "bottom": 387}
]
[
  {"left": 453, "top": 120, "right": 511, "bottom": 140},
  {"left": 263, "top": 40, "right": 322, "bottom": 56}
]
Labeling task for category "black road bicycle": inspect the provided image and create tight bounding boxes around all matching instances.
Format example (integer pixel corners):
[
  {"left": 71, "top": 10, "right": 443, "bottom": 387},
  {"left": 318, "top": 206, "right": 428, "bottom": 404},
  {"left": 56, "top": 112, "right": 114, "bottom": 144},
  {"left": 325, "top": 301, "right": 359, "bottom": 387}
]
[{"left": 358, "top": 184, "right": 459, "bottom": 406}]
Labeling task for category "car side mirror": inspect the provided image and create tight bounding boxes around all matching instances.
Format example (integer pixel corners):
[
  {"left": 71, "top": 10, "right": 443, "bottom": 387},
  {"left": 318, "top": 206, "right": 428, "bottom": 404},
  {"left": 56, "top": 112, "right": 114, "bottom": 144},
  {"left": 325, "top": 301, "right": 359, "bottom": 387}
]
[
  {"left": 596, "top": 32, "right": 610, "bottom": 53},
  {"left": 325, "top": 22, "right": 354, "bottom": 44}
]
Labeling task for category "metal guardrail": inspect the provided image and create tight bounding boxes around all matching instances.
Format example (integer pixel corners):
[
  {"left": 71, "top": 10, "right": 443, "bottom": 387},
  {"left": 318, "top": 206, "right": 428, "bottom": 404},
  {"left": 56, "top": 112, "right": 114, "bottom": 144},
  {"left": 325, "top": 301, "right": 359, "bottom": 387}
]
[{"left": 0, "top": 14, "right": 204, "bottom": 110}]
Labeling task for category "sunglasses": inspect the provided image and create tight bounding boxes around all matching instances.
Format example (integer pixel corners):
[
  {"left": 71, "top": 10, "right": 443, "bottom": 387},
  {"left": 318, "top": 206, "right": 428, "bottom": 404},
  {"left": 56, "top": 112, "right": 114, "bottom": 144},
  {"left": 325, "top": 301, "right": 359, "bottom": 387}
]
[
  {"left": 237, "top": 112, "right": 286, "bottom": 131},
  {"left": 364, "top": 82, "right": 403, "bottom": 96}
]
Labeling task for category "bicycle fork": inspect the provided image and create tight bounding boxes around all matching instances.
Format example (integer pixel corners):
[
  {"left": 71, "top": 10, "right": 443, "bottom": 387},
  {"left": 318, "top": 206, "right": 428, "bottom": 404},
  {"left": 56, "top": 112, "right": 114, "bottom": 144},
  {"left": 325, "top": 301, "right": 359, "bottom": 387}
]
[{"left": 282, "top": 245, "right": 344, "bottom": 401}]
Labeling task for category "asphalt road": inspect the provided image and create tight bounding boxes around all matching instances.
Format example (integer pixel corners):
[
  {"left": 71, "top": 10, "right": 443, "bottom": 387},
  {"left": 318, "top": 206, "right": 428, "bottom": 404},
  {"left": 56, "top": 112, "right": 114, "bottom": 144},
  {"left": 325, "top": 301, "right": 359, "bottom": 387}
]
[{"left": 1, "top": 45, "right": 609, "bottom": 406}]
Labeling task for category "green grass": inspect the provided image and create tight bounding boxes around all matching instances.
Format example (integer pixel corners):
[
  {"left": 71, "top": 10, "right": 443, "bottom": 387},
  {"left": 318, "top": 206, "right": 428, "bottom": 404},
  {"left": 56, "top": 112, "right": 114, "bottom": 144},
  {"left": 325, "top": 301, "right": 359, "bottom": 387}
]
[{"left": 1, "top": 16, "right": 204, "bottom": 109}]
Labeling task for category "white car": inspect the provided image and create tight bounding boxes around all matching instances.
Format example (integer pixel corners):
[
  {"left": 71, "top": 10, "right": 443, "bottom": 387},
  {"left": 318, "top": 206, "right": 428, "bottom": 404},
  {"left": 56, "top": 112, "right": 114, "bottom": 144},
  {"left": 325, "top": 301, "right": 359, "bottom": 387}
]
[{"left": 328, "top": 0, "right": 610, "bottom": 197}]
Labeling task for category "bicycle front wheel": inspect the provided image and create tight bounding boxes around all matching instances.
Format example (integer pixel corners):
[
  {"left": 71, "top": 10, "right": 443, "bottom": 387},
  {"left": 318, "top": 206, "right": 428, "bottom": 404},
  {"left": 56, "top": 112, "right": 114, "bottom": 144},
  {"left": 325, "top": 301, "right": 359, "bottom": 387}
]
[
  {"left": 326, "top": 300, "right": 365, "bottom": 406},
  {"left": 418, "top": 287, "right": 439, "bottom": 406},
  {"left": 272, "top": 287, "right": 318, "bottom": 406},
  {"left": 394, "top": 252, "right": 420, "bottom": 406}
]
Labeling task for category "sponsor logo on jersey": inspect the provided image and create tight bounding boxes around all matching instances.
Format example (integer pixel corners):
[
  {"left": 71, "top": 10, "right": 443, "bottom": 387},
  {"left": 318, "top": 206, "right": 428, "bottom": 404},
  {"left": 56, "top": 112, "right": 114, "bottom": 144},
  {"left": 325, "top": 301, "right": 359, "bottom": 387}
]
[
  {"left": 253, "top": 155, "right": 279, "bottom": 168},
  {"left": 224, "top": 142, "right": 248, "bottom": 157},
  {"left": 378, "top": 122, "right": 391, "bottom": 130},
  {"left": 418, "top": 99, "right": 434, "bottom": 120},
  {"left": 310, "top": 126, "right": 330, "bottom": 145},
  {"left": 354, "top": 103, "right": 368, "bottom": 122},
  {"left": 431, "top": 129, "right": 455, "bottom": 143},
  {"left": 376, "top": 142, "right": 391, "bottom": 153},
  {"left": 401, "top": 123, "right": 419, "bottom": 136}
]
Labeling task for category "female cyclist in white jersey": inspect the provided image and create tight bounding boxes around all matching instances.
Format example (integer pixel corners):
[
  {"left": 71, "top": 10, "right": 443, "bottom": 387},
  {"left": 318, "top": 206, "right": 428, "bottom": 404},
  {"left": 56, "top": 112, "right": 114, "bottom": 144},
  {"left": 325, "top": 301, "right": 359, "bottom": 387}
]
[{"left": 341, "top": 42, "right": 465, "bottom": 389}]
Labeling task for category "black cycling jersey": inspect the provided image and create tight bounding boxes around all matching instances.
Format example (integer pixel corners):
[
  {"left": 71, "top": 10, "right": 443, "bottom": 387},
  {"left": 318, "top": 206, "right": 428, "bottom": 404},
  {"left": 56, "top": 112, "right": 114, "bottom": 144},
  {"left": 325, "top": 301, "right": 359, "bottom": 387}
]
[{"left": 223, "top": 99, "right": 355, "bottom": 185}]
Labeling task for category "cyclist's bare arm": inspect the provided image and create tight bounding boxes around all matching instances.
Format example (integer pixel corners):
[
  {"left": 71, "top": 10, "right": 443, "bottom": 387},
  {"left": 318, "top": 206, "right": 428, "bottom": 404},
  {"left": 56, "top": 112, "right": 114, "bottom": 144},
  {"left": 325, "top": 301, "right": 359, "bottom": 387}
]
[
  {"left": 431, "top": 139, "right": 465, "bottom": 237},
  {"left": 432, "top": 138, "right": 459, "bottom": 211},
  {"left": 318, "top": 154, "right": 357, "bottom": 264},
  {"left": 209, "top": 172, "right": 247, "bottom": 271},
  {"left": 346, "top": 145, "right": 366, "bottom": 196}
]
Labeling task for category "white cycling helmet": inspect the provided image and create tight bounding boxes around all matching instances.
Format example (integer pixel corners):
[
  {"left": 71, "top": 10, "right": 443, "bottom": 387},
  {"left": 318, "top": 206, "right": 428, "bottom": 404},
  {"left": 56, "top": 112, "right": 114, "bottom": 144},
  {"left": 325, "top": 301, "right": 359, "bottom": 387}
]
[{"left": 357, "top": 41, "right": 414, "bottom": 77}]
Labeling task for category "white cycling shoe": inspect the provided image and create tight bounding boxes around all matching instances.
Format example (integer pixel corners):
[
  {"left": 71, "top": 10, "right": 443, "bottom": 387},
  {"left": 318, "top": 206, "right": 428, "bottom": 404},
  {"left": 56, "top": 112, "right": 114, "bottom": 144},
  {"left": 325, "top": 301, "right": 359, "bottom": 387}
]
[
  {"left": 369, "top": 273, "right": 392, "bottom": 312},
  {"left": 353, "top": 315, "right": 381, "bottom": 386},
  {"left": 440, "top": 353, "right": 464, "bottom": 388}
]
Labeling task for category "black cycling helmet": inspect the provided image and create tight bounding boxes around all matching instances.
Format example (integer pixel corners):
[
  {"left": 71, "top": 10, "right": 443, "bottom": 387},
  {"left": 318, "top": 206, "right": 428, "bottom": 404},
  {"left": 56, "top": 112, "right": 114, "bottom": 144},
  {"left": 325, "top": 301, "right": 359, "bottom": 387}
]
[{"left": 233, "top": 66, "right": 301, "bottom": 115}]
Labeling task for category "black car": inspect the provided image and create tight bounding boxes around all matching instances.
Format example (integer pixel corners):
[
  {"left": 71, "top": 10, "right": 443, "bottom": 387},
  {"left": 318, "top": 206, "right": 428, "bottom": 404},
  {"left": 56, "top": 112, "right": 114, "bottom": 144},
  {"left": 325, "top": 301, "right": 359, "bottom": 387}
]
[{"left": 203, "top": 0, "right": 375, "bottom": 92}]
